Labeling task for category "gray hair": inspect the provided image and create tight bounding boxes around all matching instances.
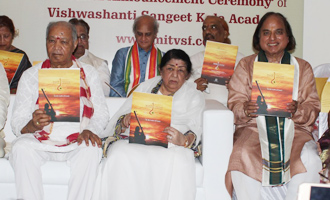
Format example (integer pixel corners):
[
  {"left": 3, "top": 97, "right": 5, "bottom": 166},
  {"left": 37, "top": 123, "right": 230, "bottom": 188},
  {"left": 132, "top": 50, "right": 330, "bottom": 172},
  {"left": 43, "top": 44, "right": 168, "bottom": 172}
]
[
  {"left": 46, "top": 21, "right": 77, "bottom": 43},
  {"left": 133, "top": 15, "right": 159, "bottom": 34}
]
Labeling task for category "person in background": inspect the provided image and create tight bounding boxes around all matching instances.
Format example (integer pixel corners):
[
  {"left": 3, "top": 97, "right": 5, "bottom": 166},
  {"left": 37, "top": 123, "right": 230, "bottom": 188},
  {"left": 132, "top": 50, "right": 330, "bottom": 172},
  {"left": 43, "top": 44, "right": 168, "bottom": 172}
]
[
  {"left": 69, "top": 18, "right": 110, "bottom": 97},
  {"left": 93, "top": 49, "right": 204, "bottom": 200},
  {"left": 226, "top": 12, "right": 321, "bottom": 200},
  {"left": 110, "top": 15, "right": 163, "bottom": 97},
  {"left": 9, "top": 21, "right": 108, "bottom": 200},
  {"left": 0, "top": 15, "right": 32, "bottom": 94},
  {"left": 189, "top": 16, "right": 244, "bottom": 105},
  {"left": 0, "top": 63, "right": 9, "bottom": 158},
  {"left": 317, "top": 111, "right": 330, "bottom": 183}
]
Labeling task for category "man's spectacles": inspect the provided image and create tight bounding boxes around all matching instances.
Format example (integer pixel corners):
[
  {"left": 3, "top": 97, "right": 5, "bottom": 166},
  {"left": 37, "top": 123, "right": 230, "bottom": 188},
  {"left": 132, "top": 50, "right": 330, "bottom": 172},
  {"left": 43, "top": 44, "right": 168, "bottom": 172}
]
[{"left": 77, "top": 34, "right": 88, "bottom": 41}]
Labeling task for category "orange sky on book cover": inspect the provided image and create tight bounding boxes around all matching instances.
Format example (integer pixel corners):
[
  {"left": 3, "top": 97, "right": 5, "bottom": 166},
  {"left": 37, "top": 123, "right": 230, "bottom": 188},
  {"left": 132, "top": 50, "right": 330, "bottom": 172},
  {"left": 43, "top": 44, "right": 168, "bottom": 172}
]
[
  {"left": 39, "top": 70, "right": 80, "bottom": 120},
  {"left": 130, "top": 92, "right": 172, "bottom": 144},
  {"left": 202, "top": 42, "right": 237, "bottom": 78},
  {"left": 251, "top": 62, "right": 294, "bottom": 111},
  {"left": 0, "top": 50, "right": 24, "bottom": 83},
  {"left": 321, "top": 81, "right": 330, "bottom": 113}
]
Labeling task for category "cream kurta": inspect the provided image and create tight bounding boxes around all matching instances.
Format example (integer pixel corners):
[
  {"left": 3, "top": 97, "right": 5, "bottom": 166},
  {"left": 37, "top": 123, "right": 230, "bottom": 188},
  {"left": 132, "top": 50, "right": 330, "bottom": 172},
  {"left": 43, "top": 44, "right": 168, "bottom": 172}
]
[
  {"left": 79, "top": 49, "right": 110, "bottom": 97},
  {"left": 225, "top": 54, "right": 320, "bottom": 195}
]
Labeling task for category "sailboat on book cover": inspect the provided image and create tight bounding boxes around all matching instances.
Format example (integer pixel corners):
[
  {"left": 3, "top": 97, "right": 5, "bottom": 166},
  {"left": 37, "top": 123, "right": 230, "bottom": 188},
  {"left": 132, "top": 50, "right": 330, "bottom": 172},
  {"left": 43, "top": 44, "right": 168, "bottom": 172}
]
[
  {"left": 38, "top": 68, "right": 80, "bottom": 122},
  {"left": 129, "top": 92, "right": 172, "bottom": 148}
]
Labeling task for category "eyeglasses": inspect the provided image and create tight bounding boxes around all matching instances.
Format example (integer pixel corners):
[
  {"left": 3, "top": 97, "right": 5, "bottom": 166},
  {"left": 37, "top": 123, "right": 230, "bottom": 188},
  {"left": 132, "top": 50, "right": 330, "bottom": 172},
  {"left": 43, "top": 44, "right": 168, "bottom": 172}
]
[{"left": 77, "top": 34, "right": 88, "bottom": 41}]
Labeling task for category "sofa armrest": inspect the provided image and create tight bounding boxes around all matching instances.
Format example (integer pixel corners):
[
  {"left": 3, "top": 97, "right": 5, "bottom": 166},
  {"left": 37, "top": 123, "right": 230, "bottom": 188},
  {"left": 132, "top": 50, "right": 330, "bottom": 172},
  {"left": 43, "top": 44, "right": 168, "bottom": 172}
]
[{"left": 201, "top": 99, "right": 233, "bottom": 200}]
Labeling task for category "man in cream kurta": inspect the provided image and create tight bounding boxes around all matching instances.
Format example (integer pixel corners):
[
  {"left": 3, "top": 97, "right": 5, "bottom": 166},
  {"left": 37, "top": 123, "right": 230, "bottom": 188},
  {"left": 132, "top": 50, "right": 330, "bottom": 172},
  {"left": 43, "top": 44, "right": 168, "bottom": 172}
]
[
  {"left": 9, "top": 21, "right": 109, "bottom": 200},
  {"left": 69, "top": 18, "right": 110, "bottom": 96},
  {"left": 226, "top": 54, "right": 321, "bottom": 200}
]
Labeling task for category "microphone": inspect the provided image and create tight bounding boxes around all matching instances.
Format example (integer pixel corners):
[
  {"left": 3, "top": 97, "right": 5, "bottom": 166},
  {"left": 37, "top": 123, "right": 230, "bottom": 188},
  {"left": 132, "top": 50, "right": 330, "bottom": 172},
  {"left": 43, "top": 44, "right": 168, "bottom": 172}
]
[{"left": 105, "top": 82, "right": 123, "bottom": 97}]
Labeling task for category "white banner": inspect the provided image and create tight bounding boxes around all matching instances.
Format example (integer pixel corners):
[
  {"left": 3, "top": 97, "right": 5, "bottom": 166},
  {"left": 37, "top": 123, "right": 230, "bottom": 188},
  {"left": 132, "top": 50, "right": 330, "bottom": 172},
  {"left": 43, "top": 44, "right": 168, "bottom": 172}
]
[{"left": 0, "top": 0, "right": 303, "bottom": 71}]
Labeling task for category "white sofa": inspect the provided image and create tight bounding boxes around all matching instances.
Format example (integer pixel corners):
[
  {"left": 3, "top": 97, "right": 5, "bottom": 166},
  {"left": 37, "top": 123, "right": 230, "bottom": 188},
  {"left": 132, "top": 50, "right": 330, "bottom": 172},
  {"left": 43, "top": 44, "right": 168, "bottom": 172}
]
[{"left": 0, "top": 95, "right": 234, "bottom": 200}]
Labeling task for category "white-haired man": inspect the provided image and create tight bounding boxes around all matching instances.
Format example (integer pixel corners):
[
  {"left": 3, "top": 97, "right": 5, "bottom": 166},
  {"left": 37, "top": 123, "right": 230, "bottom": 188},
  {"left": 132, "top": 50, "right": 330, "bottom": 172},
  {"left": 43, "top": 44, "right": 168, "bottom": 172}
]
[
  {"left": 9, "top": 21, "right": 109, "bottom": 200},
  {"left": 110, "top": 15, "right": 163, "bottom": 97}
]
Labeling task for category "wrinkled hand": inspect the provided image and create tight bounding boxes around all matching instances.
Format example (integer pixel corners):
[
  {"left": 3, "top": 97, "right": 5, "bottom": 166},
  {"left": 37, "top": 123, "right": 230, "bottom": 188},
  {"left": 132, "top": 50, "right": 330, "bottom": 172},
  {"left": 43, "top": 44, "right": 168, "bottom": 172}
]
[
  {"left": 77, "top": 130, "right": 101, "bottom": 147},
  {"left": 121, "top": 114, "right": 131, "bottom": 132},
  {"left": 33, "top": 109, "right": 51, "bottom": 128},
  {"left": 286, "top": 100, "right": 298, "bottom": 118},
  {"left": 243, "top": 101, "right": 259, "bottom": 118},
  {"left": 225, "top": 76, "right": 231, "bottom": 89},
  {"left": 194, "top": 78, "right": 208, "bottom": 92},
  {"left": 163, "top": 127, "right": 186, "bottom": 146},
  {"left": 23, "top": 109, "right": 52, "bottom": 133}
]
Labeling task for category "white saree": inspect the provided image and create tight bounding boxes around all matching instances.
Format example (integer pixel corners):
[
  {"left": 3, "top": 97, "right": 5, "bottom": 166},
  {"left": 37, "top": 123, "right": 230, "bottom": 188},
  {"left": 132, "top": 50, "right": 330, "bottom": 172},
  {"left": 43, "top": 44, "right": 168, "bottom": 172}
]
[{"left": 93, "top": 76, "right": 205, "bottom": 200}]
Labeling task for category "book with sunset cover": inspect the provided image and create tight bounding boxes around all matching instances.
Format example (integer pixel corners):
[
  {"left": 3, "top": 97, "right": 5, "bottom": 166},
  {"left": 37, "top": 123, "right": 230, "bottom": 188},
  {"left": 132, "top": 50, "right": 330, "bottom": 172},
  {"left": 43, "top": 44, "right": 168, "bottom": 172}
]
[
  {"left": 38, "top": 69, "right": 80, "bottom": 122},
  {"left": 129, "top": 92, "right": 173, "bottom": 148},
  {"left": 0, "top": 50, "right": 24, "bottom": 85},
  {"left": 251, "top": 62, "right": 294, "bottom": 118},
  {"left": 201, "top": 41, "right": 238, "bottom": 85},
  {"left": 317, "top": 78, "right": 330, "bottom": 113}
]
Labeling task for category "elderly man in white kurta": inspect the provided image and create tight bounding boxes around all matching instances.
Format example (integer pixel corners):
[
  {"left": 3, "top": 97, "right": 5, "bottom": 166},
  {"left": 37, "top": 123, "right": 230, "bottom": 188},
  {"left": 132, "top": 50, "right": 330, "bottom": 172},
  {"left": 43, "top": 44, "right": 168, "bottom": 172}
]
[{"left": 9, "top": 21, "right": 109, "bottom": 200}]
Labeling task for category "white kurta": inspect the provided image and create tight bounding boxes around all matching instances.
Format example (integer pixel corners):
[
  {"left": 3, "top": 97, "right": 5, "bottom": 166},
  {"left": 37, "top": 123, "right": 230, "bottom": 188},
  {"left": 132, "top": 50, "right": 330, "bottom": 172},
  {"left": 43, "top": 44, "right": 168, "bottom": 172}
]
[
  {"left": 189, "top": 50, "right": 245, "bottom": 106},
  {"left": 9, "top": 61, "right": 109, "bottom": 200},
  {"left": 79, "top": 49, "right": 110, "bottom": 97},
  {"left": 93, "top": 76, "right": 205, "bottom": 200},
  {"left": 0, "top": 63, "right": 10, "bottom": 157}
]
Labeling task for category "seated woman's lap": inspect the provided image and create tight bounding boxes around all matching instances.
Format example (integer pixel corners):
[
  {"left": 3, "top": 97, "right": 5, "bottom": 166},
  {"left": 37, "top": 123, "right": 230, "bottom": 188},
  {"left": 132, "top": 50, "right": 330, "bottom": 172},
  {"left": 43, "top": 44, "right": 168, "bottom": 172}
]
[{"left": 101, "top": 140, "right": 196, "bottom": 200}]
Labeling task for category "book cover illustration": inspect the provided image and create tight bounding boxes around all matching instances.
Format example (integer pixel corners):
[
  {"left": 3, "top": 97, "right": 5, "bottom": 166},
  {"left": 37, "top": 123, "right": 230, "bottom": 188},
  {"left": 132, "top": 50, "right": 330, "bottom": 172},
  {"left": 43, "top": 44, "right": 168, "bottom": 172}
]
[
  {"left": 315, "top": 77, "right": 328, "bottom": 100},
  {"left": 320, "top": 78, "right": 330, "bottom": 113},
  {"left": 33, "top": 61, "right": 42, "bottom": 66},
  {"left": 251, "top": 62, "right": 295, "bottom": 118},
  {"left": 201, "top": 41, "right": 238, "bottom": 85},
  {"left": 0, "top": 50, "right": 24, "bottom": 84},
  {"left": 38, "top": 69, "right": 80, "bottom": 122},
  {"left": 129, "top": 92, "right": 172, "bottom": 148}
]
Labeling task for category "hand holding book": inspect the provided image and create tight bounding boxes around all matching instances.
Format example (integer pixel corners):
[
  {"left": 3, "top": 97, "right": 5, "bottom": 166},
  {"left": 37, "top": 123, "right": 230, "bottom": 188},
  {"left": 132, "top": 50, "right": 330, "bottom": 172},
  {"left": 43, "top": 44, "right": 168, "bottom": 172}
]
[
  {"left": 194, "top": 77, "right": 208, "bottom": 92},
  {"left": 21, "top": 109, "right": 51, "bottom": 134},
  {"left": 243, "top": 101, "right": 259, "bottom": 118},
  {"left": 121, "top": 114, "right": 131, "bottom": 133},
  {"left": 163, "top": 127, "right": 187, "bottom": 147},
  {"left": 286, "top": 100, "right": 298, "bottom": 118},
  {"left": 244, "top": 100, "right": 297, "bottom": 118}
]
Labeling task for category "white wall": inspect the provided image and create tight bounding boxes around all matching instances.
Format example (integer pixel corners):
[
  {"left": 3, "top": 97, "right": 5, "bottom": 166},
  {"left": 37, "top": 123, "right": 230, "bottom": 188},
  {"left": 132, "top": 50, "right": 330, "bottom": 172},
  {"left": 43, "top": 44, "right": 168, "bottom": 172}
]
[
  {"left": 303, "top": 0, "right": 330, "bottom": 68},
  {"left": 1, "top": 0, "right": 328, "bottom": 68},
  {"left": 1, "top": 0, "right": 304, "bottom": 70}
]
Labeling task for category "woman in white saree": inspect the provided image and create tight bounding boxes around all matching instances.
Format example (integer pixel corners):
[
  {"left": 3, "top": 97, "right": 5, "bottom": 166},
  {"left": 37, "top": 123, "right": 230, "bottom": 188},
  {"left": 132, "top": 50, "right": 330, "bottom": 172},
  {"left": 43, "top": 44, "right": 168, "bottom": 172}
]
[{"left": 93, "top": 49, "right": 205, "bottom": 200}]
